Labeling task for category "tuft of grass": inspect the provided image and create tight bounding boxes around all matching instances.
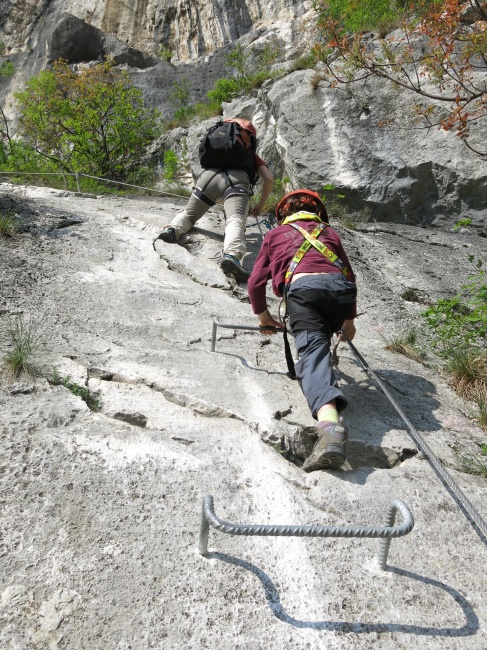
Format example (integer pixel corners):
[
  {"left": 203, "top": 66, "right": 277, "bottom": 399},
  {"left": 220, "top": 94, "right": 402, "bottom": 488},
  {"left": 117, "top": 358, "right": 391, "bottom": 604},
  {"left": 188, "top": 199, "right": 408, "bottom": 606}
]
[
  {"left": 288, "top": 54, "right": 318, "bottom": 72},
  {"left": 401, "top": 288, "right": 427, "bottom": 303},
  {"left": 311, "top": 72, "right": 326, "bottom": 91},
  {"left": 0, "top": 60, "right": 15, "bottom": 77},
  {"left": 2, "top": 315, "right": 41, "bottom": 379},
  {"left": 475, "top": 392, "right": 487, "bottom": 429},
  {"left": 51, "top": 371, "right": 101, "bottom": 412},
  {"left": 385, "top": 329, "right": 427, "bottom": 365},
  {"left": 462, "top": 443, "right": 487, "bottom": 477},
  {"left": 0, "top": 211, "right": 17, "bottom": 237},
  {"left": 446, "top": 349, "right": 487, "bottom": 400},
  {"left": 157, "top": 46, "right": 172, "bottom": 62},
  {"left": 445, "top": 349, "right": 487, "bottom": 430},
  {"left": 334, "top": 204, "right": 372, "bottom": 229}
]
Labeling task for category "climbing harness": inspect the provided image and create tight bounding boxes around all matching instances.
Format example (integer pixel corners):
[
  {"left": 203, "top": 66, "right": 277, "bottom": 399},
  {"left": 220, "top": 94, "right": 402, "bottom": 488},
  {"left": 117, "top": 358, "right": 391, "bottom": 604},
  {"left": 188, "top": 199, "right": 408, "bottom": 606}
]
[
  {"left": 199, "top": 495, "right": 414, "bottom": 571},
  {"left": 284, "top": 222, "right": 350, "bottom": 282},
  {"left": 279, "top": 212, "right": 351, "bottom": 379},
  {"left": 193, "top": 170, "right": 251, "bottom": 209},
  {"left": 192, "top": 171, "right": 219, "bottom": 207},
  {"left": 340, "top": 328, "right": 487, "bottom": 540}
]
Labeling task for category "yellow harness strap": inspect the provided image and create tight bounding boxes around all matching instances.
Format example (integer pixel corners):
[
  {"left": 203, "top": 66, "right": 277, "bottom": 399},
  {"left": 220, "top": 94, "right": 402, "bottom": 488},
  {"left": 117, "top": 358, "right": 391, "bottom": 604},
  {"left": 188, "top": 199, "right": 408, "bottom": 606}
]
[{"left": 283, "top": 213, "right": 350, "bottom": 284}]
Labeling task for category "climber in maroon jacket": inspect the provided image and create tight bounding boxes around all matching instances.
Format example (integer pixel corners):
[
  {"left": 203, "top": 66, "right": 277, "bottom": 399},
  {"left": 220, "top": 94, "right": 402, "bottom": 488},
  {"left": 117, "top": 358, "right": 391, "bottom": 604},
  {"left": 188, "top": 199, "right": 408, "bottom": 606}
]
[{"left": 247, "top": 190, "right": 357, "bottom": 472}]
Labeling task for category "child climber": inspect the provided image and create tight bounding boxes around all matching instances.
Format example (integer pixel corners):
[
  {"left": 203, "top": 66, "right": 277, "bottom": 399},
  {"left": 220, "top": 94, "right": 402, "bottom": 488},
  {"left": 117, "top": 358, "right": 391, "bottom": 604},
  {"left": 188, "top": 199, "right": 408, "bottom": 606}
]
[{"left": 247, "top": 189, "right": 357, "bottom": 471}]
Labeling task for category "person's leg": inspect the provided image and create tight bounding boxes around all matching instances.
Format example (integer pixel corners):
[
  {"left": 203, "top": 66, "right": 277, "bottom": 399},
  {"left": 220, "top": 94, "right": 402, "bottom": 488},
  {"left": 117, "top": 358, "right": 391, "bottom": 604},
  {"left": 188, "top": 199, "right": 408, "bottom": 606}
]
[
  {"left": 287, "top": 275, "right": 356, "bottom": 415},
  {"left": 222, "top": 170, "right": 250, "bottom": 259},
  {"left": 218, "top": 170, "right": 251, "bottom": 282},
  {"left": 292, "top": 329, "right": 347, "bottom": 417},
  {"left": 290, "top": 328, "right": 348, "bottom": 471},
  {"left": 287, "top": 277, "right": 352, "bottom": 471},
  {"left": 160, "top": 170, "right": 222, "bottom": 240}
]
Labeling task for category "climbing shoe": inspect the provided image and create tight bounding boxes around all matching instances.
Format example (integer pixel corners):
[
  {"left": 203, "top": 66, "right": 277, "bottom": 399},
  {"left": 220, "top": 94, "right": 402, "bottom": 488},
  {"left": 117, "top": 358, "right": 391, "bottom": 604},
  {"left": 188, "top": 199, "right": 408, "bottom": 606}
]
[
  {"left": 158, "top": 227, "right": 177, "bottom": 243},
  {"left": 302, "top": 418, "right": 348, "bottom": 472},
  {"left": 220, "top": 254, "right": 250, "bottom": 283}
]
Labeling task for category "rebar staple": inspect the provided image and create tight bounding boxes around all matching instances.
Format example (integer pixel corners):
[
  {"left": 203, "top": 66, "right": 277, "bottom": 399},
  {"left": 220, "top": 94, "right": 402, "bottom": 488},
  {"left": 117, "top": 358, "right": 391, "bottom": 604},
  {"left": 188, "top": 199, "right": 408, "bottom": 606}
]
[
  {"left": 199, "top": 495, "right": 414, "bottom": 570},
  {"left": 211, "top": 318, "right": 281, "bottom": 352}
]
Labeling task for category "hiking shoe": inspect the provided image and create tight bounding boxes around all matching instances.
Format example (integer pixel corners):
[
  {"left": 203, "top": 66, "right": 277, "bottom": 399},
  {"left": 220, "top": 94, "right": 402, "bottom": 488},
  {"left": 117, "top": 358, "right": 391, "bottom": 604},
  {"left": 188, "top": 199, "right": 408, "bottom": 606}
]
[
  {"left": 158, "top": 227, "right": 177, "bottom": 243},
  {"left": 220, "top": 254, "right": 250, "bottom": 283},
  {"left": 302, "top": 418, "right": 348, "bottom": 472}
]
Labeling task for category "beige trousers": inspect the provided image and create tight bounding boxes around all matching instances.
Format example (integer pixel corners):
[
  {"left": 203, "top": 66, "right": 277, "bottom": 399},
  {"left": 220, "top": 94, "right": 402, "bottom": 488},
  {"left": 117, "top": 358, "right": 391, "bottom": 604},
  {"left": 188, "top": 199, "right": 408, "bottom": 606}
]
[{"left": 167, "top": 168, "right": 250, "bottom": 259}]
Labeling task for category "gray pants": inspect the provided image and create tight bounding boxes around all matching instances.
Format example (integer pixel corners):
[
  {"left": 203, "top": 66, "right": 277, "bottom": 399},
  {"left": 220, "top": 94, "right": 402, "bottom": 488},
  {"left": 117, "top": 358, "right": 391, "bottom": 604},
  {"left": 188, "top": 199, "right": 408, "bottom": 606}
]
[
  {"left": 286, "top": 274, "right": 357, "bottom": 418},
  {"left": 293, "top": 329, "right": 345, "bottom": 418},
  {"left": 167, "top": 169, "right": 250, "bottom": 259}
]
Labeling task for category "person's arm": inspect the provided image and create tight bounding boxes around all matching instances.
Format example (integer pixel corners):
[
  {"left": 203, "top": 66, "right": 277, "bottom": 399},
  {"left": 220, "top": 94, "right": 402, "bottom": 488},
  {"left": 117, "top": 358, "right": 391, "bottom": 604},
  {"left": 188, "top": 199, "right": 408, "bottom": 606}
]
[
  {"left": 339, "top": 319, "right": 356, "bottom": 342},
  {"left": 249, "top": 165, "right": 273, "bottom": 216},
  {"left": 248, "top": 232, "right": 283, "bottom": 334}
]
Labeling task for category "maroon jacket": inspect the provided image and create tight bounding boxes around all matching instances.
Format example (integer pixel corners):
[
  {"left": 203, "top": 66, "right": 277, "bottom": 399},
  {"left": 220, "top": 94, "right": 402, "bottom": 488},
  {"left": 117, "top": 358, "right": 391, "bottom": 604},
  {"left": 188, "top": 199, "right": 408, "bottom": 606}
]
[{"left": 248, "top": 218, "right": 357, "bottom": 316}]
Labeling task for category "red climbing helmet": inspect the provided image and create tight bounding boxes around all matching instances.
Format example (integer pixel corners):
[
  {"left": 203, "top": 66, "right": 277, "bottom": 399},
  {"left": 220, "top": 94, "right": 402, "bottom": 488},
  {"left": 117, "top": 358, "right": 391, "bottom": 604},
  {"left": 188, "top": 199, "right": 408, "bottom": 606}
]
[{"left": 276, "top": 189, "right": 328, "bottom": 223}]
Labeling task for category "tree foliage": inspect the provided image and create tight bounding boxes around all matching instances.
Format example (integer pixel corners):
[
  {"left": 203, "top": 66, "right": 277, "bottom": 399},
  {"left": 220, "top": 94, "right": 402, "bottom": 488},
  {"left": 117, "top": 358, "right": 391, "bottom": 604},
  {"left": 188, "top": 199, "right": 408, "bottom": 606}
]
[
  {"left": 207, "top": 43, "right": 281, "bottom": 106},
  {"left": 168, "top": 79, "right": 197, "bottom": 122},
  {"left": 313, "top": 0, "right": 487, "bottom": 155},
  {"left": 14, "top": 59, "right": 162, "bottom": 181}
]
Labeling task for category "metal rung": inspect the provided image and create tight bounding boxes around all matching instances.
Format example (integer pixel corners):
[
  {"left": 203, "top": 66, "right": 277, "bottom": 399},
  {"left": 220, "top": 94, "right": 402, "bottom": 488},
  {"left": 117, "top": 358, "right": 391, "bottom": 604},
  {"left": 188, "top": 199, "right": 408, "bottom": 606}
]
[
  {"left": 199, "top": 495, "right": 414, "bottom": 571},
  {"left": 211, "top": 317, "right": 282, "bottom": 352}
]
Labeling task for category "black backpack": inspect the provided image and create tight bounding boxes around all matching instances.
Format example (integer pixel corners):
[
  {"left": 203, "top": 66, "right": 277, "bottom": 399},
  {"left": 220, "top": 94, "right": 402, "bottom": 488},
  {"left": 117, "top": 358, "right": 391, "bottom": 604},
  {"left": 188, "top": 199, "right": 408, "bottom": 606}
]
[{"left": 198, "top": 121, "right": 257, "bottom": 183}]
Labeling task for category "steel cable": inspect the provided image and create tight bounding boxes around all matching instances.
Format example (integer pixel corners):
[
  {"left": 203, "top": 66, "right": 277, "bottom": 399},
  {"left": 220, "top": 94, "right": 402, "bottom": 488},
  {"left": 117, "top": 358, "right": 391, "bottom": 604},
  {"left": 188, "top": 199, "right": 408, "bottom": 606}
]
[{"left": 340, "top": 330, "right": 487, "bottom": 539}]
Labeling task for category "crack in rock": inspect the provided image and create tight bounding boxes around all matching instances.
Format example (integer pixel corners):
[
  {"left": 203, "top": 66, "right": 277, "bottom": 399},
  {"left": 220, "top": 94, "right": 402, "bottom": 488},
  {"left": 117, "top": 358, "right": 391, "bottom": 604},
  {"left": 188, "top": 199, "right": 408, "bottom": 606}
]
[
  {"left": 88, "top": 368, "right": 141, "bottom": 383},
  {"left": 171, "top": 436, "right": 196, "bottom": 445},
  {"left": 88, "top": 367, "right": 244, "bottom": 421},
  {"left": 153, "top": 387, "right": 242, "bottom": 420},
  {"left": 109, "top": 411, "right": 148, "bottom": 428}
]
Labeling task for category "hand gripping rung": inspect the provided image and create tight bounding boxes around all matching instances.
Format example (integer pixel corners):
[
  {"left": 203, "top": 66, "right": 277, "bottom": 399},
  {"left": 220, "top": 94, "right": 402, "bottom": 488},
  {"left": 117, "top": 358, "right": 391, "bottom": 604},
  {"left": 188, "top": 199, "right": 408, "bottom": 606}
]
[{"left": 211, "top": 317, "right": 282, "bottom": 351}]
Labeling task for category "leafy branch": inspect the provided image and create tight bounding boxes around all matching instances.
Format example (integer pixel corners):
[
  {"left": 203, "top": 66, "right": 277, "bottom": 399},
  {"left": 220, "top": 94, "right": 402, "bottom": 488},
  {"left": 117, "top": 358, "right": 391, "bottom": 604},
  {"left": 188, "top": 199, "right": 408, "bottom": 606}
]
[{"left": 313, "top": 0, "right": 487, "bottom": 155}]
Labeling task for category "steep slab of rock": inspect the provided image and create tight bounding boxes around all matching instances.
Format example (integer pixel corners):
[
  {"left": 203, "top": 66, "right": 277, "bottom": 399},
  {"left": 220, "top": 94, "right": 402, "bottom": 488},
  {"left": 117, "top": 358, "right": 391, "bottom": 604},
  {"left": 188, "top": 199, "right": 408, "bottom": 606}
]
[{"left": 1, "top": 185, "right": 486, "bottom": 648}]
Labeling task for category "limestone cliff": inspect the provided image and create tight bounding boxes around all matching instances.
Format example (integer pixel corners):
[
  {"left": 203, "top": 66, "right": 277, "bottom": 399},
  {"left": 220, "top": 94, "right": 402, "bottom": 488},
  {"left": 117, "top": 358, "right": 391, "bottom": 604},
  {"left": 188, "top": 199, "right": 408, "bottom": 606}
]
[
  {"left": 0, "top": 0, "right": 313, "bottom": 61},
  {"left": 0, "top": 1, "right": 486, "bottom": 227}
]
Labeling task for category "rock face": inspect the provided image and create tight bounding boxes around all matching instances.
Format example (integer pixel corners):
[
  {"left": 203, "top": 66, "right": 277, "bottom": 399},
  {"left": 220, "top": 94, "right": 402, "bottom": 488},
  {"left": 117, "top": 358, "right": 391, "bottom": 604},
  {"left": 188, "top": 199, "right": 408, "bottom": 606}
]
[
  {"left": 1, "top": 184, "right": 486, "bottom": 649},
  {"left": 0, "top": 0, "right": 312, "bottom": 61},
  {"left": 253, "top": 71, "right": 487, "bottom": 227},
  {"left": 1, "top": 6, "right": 486, "bottom": 646},
  {"left": 158, "top": 79, "right": 487, "bottom": 228},
  {"left": 0, "top": 2, "right": 486, "bottom": 225}
]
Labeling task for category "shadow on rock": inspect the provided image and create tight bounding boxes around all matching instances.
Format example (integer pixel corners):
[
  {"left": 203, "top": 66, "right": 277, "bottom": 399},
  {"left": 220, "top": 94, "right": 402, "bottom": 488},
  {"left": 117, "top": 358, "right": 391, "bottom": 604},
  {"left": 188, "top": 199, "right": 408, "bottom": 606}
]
[
  {"left": 337, "top": 366, "right": 444, "bottom": 436},
  {"left": 208, "top": 553, "right": 479, "bottom": 637}
]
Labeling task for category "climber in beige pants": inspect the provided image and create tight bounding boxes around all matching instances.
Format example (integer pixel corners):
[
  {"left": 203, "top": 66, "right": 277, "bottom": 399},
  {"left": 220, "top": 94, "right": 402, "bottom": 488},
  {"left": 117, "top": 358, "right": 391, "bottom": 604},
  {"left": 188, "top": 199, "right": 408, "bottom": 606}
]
[
  {"left": 168, "top": 168, "right": 252, "bottom": 260},
  {"left": 159, "top": 145, "right": 272, "bottom": 283}
]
